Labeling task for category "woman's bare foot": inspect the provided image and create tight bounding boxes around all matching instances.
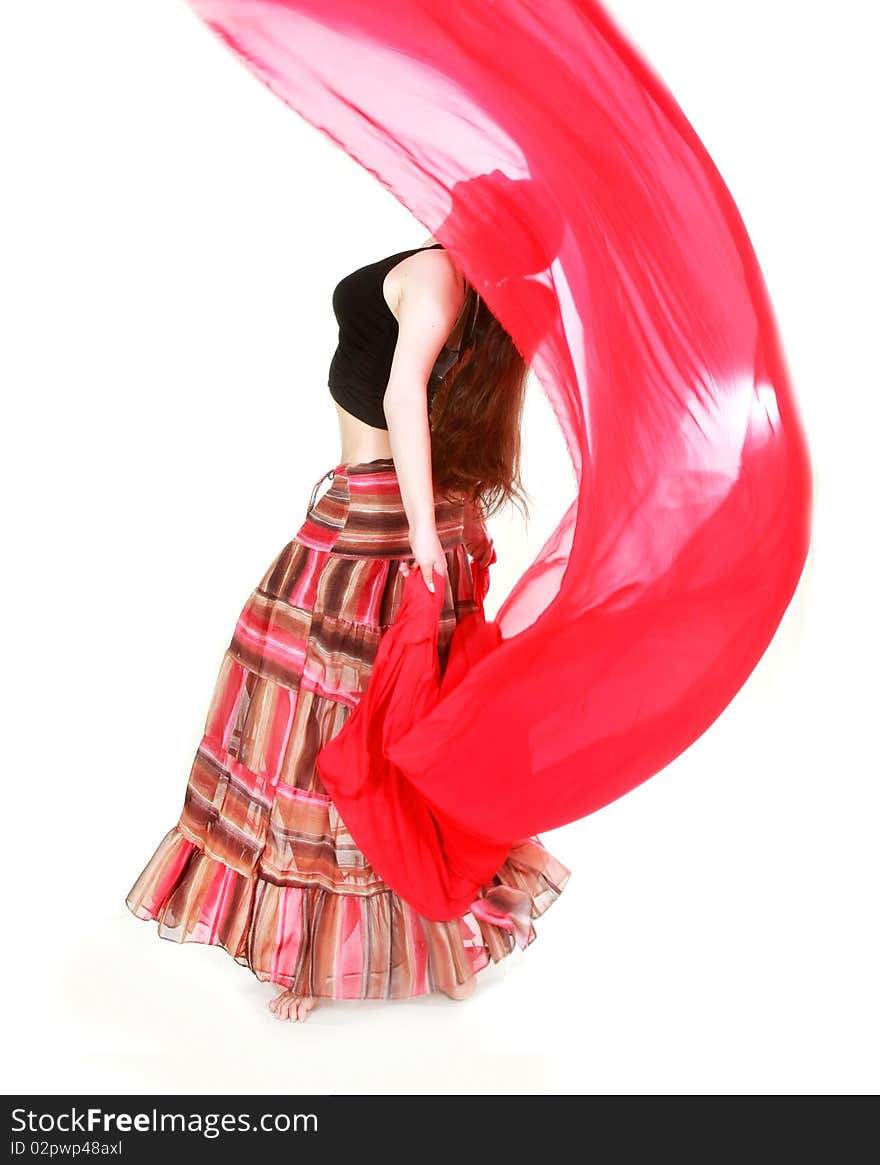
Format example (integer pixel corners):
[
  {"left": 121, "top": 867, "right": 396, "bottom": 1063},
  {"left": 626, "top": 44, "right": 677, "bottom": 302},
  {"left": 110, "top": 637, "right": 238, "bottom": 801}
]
[
  {"left": 442, "top": 975, "right": 477, "bottom": 1001},
  {"left": 268, "top": 988, "right": 318, "bottom": 1022}
]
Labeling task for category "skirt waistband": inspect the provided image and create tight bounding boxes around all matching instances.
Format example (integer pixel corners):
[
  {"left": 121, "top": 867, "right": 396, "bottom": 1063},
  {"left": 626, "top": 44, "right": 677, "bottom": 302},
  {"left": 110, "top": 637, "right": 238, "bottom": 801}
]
[{"left": 296, "top": 457, "right": 466, "bottom": 558}]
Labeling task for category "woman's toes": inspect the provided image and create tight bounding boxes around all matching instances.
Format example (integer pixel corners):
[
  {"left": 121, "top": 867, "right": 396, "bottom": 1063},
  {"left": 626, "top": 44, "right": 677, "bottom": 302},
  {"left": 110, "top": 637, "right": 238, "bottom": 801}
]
[{"left": 267, "top": 988, "right": 318, "bottom": 1021}]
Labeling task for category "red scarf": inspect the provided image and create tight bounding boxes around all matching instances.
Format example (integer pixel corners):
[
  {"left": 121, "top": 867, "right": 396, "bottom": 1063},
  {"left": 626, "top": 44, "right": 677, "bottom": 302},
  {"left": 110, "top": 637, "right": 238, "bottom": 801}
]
[{"left": 184, "top": 1, "right": 813, "bottom": 920}]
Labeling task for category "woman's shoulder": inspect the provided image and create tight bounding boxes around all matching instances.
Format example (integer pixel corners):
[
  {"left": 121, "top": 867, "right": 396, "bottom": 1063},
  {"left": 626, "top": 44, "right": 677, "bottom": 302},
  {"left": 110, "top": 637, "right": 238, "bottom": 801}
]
[{"left": 386, "top": 244, "right": 465, "bottom": 321}]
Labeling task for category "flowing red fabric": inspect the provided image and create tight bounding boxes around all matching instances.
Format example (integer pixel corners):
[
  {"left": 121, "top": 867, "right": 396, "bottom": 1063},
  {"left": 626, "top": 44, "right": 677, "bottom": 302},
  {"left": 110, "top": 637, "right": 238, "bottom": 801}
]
[{"left": 184, "top": 0, "right": 813, "bottom": 920}]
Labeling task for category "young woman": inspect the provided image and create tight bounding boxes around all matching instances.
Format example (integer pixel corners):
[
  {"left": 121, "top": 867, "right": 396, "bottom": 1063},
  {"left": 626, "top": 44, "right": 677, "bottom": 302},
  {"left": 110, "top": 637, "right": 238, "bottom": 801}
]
[{"left": 125, "top": 235, "right": 571, "bottom": 1022}]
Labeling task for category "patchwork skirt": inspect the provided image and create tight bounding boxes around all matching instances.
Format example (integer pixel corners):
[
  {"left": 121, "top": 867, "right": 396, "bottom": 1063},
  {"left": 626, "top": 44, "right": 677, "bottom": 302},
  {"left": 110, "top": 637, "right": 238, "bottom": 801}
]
[{"left": 125, "top": 456, "right": 571, "bottom": 1000}]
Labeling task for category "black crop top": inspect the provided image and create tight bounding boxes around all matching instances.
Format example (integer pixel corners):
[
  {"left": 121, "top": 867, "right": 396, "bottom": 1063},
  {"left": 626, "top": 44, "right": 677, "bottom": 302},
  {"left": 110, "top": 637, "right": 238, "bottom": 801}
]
[{"left": 327, "top": 243, "right": 467, "bottom": 430}]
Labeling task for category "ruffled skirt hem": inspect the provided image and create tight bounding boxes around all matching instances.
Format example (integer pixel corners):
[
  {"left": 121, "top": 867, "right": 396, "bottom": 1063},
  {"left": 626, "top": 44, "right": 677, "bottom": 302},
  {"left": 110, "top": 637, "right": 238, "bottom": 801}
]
[{"left": 125, "top": 823, "right": 570, "bottom": 1000}]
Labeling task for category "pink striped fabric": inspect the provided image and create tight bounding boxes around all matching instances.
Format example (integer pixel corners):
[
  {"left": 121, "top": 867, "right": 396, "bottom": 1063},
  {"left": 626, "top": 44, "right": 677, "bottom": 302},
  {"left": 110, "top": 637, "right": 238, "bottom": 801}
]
[{"left": 126, "top": 458, "right": 570, "bottom": 999}]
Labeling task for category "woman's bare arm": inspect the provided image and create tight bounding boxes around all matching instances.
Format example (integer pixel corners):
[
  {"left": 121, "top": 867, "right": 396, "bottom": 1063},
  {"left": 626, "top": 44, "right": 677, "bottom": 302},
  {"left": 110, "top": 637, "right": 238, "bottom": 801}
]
[{"left": 383, "top": 251, "right": 466, "bottom": 591}]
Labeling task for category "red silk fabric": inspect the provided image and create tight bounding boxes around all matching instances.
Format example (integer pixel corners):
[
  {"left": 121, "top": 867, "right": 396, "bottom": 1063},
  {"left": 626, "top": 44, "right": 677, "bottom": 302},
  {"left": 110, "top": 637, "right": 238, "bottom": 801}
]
[
  {"left": 184, "top": 1, "right": 813, "bottom": 920},
  {"left": 315, "top": 557, "right": 507, "bottom": 921}
]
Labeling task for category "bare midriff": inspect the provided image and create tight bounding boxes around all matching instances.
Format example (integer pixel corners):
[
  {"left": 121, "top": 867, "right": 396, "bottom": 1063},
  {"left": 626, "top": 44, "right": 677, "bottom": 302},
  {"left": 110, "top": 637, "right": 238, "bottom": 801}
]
[{"left": 332, "top": 398, "right": 394, "bottom": 465}]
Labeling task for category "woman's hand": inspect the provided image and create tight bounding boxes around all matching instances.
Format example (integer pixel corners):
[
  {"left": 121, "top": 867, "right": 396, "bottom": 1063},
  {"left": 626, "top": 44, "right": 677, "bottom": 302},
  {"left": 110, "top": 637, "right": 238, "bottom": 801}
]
[{"left": 400, "top": 523, "right": 447, "bottom": 593}]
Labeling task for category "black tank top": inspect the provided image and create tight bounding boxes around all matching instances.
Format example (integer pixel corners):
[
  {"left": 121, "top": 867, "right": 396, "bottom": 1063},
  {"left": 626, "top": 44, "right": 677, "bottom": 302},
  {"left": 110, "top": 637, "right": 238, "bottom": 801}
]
[{"left": 327, "top": 243, "right": 465, "bottom": 430}]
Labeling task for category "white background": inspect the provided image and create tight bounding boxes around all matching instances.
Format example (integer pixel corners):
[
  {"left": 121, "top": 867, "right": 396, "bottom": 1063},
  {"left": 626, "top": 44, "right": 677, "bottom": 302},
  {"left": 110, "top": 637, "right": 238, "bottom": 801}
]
[{"left": 2, "top": 0, "right": 877, "bottom": 1094}]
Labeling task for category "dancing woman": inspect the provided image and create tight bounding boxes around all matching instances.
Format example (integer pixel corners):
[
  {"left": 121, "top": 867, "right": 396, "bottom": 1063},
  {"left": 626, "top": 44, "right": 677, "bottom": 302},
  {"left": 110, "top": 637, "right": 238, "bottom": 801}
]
[{"left": 126, "top": 235, "right": 571, "bottom": 1021}]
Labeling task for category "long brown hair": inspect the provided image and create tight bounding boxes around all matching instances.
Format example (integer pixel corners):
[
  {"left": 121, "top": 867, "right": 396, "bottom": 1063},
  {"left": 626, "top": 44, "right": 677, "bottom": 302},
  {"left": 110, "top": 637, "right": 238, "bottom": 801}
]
[{"left": 428, "top": 283, "right": 531, "bottom": 520}]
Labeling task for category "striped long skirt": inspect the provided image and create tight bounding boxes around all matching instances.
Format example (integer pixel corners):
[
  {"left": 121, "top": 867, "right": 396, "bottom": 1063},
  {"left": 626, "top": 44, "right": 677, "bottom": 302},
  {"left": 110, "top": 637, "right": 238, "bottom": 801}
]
[{"left": 125, "top": 456, "right": 571, "bottom": 1000}]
